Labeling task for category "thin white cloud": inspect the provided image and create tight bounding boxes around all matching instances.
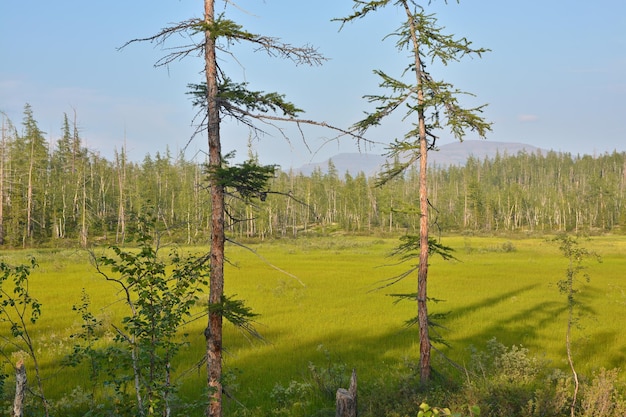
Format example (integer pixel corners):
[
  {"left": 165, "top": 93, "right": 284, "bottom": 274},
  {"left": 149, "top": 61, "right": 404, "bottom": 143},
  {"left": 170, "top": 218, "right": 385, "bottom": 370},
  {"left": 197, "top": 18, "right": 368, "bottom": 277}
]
[{"left": 518, "top": 114, "right": 538, "bottom": 122}]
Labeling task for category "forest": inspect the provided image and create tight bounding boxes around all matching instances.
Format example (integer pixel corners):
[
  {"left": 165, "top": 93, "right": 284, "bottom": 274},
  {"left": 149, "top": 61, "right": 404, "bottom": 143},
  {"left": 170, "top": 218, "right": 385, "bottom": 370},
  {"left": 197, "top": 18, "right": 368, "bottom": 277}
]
[{"left": 1, "top": 106, "right": 624, "bottom": 249}]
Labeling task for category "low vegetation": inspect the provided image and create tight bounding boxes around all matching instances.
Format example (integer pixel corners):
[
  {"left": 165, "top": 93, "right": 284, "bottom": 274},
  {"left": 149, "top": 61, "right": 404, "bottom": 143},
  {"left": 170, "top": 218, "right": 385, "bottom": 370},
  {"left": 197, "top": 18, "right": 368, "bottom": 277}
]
[{"left": 0, "top": 234, "right": 625, "bottom": 416}]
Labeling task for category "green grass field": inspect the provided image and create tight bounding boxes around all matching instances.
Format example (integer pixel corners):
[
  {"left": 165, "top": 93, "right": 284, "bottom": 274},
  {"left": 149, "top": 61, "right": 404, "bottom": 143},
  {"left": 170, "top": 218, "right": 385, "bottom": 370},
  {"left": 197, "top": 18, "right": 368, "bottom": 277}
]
[{"left": 1, "top": 235, "right": 625, "bottom": 415}]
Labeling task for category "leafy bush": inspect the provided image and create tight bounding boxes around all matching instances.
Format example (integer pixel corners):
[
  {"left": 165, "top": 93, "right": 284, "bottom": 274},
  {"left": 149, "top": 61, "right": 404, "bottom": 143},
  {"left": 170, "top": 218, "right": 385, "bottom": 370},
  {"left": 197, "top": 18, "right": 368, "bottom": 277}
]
[
  {"left": 476, "top": 338, "right": 544, "bottom": 384},
  {"left": 580, "top": 368, "right": 626, "bottom": 417},
  {"left": 461, "top": 339, "right": 562, "bottom": 417},
  {"left": 307, "top": 347, "right": 350, "bottom": 401},
  {"left": 500, "top": 241, "right": 516, "bottom": 252},
  {"left": 270, "top": 380, "right": 315, "bottom": 416},
  {"left": 65, "top": 214, "right": 210, "bottom": 416},
  {"left": 417, "top": 401, "right": 480, "bottom": 417}
]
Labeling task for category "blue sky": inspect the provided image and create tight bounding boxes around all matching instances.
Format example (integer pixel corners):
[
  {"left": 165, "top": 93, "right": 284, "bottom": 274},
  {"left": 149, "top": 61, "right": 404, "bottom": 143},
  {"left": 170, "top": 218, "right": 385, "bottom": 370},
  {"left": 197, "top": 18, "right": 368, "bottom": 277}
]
[{"left": 1, "top": 1, "right": 625, "bottom": 168}]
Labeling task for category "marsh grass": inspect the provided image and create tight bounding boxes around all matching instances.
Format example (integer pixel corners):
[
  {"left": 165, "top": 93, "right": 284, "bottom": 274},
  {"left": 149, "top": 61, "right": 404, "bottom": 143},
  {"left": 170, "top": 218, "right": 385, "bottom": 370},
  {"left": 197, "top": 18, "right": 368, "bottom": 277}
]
[{"left": 0, "top": 235, "right": 625, "bottom": 415}]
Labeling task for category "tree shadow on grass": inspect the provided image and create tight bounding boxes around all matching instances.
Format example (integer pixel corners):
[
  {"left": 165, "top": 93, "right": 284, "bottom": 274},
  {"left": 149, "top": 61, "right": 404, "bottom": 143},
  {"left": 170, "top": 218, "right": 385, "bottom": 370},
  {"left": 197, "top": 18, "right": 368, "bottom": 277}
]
[
  {"left": 214, "top": 283, "right": 557, "bottom": 413},
  {"left": 217, "top": 327, "right": 419, "bottom": 413},
  {"left": 176, "top": 281, "right": 623, "bottom": 415}
]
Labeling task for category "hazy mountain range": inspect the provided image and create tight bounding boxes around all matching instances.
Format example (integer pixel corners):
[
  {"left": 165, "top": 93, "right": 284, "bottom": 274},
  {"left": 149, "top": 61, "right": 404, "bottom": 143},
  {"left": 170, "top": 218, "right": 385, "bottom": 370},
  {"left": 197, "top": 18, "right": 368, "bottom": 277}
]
[{"left": 295, "top": 141, "right": 544, "bottom": 176}]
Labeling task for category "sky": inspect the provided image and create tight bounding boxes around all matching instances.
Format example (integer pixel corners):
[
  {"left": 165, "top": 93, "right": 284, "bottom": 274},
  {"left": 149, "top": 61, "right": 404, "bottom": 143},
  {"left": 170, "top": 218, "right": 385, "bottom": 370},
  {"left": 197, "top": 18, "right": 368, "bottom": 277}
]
[{"left": 1, "top": 0, "right": 625, "bottom": 168}]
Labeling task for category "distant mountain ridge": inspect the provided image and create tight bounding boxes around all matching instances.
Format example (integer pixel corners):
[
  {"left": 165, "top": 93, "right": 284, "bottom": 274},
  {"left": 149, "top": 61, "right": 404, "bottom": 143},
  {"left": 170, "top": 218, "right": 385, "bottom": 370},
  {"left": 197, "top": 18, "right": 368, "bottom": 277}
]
[{"left": 295, "top": 141, "right": 545, "bottom": 176}]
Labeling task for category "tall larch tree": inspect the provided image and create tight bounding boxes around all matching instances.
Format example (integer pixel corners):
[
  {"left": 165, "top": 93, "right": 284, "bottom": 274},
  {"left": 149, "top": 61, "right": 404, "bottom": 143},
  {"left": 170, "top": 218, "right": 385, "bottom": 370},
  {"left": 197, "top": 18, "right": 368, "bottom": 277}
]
[
  {"left": 120, "top": 1, "right": 356, "bottom": 415},
  {"left": 337, "top": 0, "right": 491, "bottom": 382}
]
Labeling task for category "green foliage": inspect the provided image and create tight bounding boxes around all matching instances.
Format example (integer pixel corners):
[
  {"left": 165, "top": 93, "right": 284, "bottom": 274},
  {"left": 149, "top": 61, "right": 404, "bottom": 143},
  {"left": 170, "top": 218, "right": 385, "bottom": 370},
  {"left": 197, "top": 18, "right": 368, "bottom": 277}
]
[
  {"left": 307, "top": 346, "right": 350, "bottom": 401},
  {"left": 499, "top": 241, "right": 516, "bottom": 253},
  {"left": 339, "top": 1, "right": 491, "bottom": 151},
  {"left": 0, "top": 371, "right": 5, "bottom": 407},
  {"left": 552, "top": 233, "right": 602, "bottom": 416},
  {"left": 417, "top": 401, "right": 479, "bottom": 417},
  {"left": 383, "top": 235, "right": 457, "bottom": 345},
  {"left": 193, "top": 15, "right": 256, "bottom": 41},
  {"left": 391, "top": 235, "right": 458, "bottom": 262},
  {"left": 188, "top": 78, "right": 303, "bottom": 117},
  {"left": 462, "top": 338, "right": 566, "bottom": 417},
  {"left": 466, "top": 338, "right": 546, "bottom": 386},
  {"left": 343, "top": 336, "right": 621, "bottom": 417},
  {"left": 580, "top": 368, "right": 626, "bottom": 417},
  {"left": 208, "top": 294, "right": 262, "bottom": 341},
  {"left": 339, "top": 0, "right": 492, "bottom": 383},
  {"left": 453, "top": 339, "right": 626, "bottom": 417},
  {"left": 62, "top": 289, "right": 133, "bottom": 416},
  {"left": 0, "top": 257, "right": 41, "bottom": 331},
  {"left": 554, "top": 234, "right": 600, "bottom": 301},
  {"left": 269, "top": 380, "right": 315, "bottom": 416},
  {"left": 383, "top": 235, "right": 458, "bottom": 289},
  {"left": 62, "top": 289, "right": 103, "bottom": 400},
  {"left": 0, "top": 256, "right": 50, "bottom": 414},
  {"left": 207, "top": 157, "right": 277, "bottom": 202},
  {"left": 90, "top": 214, "right": 209, "bottom": 416}
]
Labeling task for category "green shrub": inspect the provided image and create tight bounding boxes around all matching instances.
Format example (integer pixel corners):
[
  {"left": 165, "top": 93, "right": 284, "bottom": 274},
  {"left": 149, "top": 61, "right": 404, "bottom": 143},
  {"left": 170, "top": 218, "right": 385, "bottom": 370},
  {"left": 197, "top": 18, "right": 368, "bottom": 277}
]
[
  {"left": 580, "top": 368, "right": 626, "bottom": 417},
  {"left": 461, "top": 339, "right": 558, "bottom": 417},
  {"left": 500, "top": 241, "right": 516, "bottom": 252}
]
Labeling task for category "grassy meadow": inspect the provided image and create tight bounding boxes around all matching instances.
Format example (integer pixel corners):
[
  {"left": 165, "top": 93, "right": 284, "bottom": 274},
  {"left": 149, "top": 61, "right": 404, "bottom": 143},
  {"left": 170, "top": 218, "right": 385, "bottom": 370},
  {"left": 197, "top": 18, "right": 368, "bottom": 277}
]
[{"left": 1, "top": 234, "right": 625, "bottom": 414}]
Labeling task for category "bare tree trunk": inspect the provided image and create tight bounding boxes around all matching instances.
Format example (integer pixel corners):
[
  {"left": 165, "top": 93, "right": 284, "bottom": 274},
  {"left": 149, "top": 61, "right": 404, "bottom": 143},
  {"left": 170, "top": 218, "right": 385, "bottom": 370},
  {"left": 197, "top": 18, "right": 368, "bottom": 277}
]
[
  {"left": 132, "top": 344, "right": 145, "bottom": 416},
  {"left": 403, "top": 0, "right": 432, "bottom": 383},
  {"left": 0, "top": 117, "right": 6, "bottom": 246},
  {"left": 80, "top": 168, "right": 88, "bottom": 248},
  {"left": 417, "top": 127, "right": 431, "bottom": 383},
  {"left": 72, "top": 112, "right": 88, "bottom": 248},
  {"left": 204, "top": 0, "right": 225, "bottom": 416},
  {"left": 11, "top": 360, "right": 26, "bottom": 417},
  {"left": 25, "top": 139, "right": 35, "bottom": 247},
  {"left": 115, "top": 147, "right": 126, "bottom": 244}
]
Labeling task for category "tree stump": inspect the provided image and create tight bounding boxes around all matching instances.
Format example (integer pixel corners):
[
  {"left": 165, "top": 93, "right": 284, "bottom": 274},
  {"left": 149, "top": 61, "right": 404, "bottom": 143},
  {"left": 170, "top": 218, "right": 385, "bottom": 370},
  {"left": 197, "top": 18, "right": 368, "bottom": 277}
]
[
  {"left": 12, "top": 360, "right": 26, "bottom": 417},
  {"left": 335, "top": 369, "right": 357, "bottom": 417}
]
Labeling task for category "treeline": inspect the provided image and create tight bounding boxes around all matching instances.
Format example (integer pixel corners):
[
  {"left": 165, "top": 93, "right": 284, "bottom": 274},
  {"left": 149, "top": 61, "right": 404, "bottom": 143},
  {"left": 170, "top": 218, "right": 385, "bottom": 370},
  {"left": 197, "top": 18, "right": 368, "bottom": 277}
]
[
  {"left": 258, "top": 149, "right": 626, "bottom": 237},
  {"left": 0, "top": 106, "right": 210, "bottom": 248},
  {"left": 1, "top": 106, "right": 624, "bottom": 247}
]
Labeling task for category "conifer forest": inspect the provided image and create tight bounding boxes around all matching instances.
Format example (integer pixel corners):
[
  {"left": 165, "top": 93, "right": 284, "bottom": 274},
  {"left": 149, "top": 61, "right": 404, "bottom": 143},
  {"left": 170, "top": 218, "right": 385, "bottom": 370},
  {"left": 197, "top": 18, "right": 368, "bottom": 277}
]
[{"left": 1, "top": 106, "right": 624, "bottom": 249}]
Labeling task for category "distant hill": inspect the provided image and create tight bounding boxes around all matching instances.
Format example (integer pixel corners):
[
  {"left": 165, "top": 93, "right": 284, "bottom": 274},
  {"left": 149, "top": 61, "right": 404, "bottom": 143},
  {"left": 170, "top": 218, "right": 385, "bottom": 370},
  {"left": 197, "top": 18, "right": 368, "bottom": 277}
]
[{"left": 295, "top": 141, "right": 545, "bottom": 176}]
